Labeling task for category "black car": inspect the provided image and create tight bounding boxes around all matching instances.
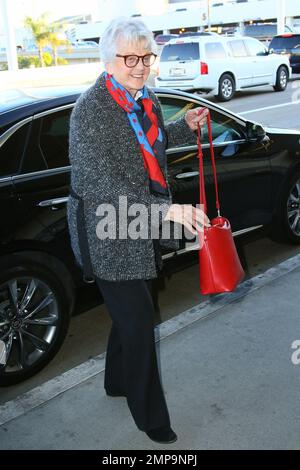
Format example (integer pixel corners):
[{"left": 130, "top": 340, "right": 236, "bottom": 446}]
[
  {"left": 1, "top": 86, "right": 300, "bottom": 386},
  {"left": 269, "top": 33, "right": 300, "bottom": 73}
]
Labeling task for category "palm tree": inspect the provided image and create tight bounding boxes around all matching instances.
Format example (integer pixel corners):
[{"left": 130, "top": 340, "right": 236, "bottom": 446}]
[
  {"left": 48, "top": 24, "right": 71, "bottom": 66},
  {"left": 24, "top": 13, "right": 51, "bottom": 67}
]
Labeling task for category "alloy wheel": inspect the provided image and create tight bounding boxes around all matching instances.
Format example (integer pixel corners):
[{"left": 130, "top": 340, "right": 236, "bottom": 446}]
[
  {"left": 0, "top": 277, "right": 59, "bottom": 373},
  {"left": 287, "top": 179, "right": 300, "bottom": 237},
  {"left": 221, "top": 79, "right": 233, "bottom": 99},
  {"left": 280, "top": 70, "right": 287, "bottom": 89}
]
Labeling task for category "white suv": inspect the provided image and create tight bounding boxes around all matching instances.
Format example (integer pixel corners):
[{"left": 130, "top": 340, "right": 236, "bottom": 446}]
[{"left": 155, "top": 35, "right": 291, "bottom": 101}]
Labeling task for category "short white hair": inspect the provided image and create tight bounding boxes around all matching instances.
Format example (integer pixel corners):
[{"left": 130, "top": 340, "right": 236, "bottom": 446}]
[{"left": 99, "top": 16, "right": 157, "bottom": 65}]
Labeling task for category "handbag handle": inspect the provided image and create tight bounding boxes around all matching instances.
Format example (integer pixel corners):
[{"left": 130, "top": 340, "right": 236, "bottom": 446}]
[{"left": 197, "top": 110, "right": 221, "bottom": 217}]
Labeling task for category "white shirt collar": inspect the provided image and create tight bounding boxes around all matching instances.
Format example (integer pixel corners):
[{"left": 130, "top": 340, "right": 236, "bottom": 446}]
[{"left": 135, "top": 90, "right": 143, "bottom": 101}]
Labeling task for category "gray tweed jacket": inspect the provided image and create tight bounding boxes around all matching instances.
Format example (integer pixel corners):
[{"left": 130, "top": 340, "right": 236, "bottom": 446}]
[{"left": 67, "top": 72, "right": 196, "bottom": 281}]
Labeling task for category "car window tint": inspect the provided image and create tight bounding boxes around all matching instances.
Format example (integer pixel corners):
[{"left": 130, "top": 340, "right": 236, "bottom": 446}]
[
  {"left": 245, "top": 39, "right": 267, "bottom": 56},
  {"left": 270, "top": 35, "right": 300, "bottom": 50},
  {"left": 160, "top": 43, "right": 200, "bottom": 62},
  {"left": 160, "top": 97, "right": 195, "bottom": 124},
  {"left": 158, "top": 96, "right": 244, "bottom": 148},
  {"left": 39, "top": 108, "right": 71, "bottom": 169},
  {"left": 0, "top": 123, "right": 30, "bottom": 177},
  {"left": 228, "top": 40, "right": 248, "bottom": 57},
  {"left": 20, "top": 119, "right": 47, "bottom": 174},
  {"left": 205, "top": 42, "right": 227, "bottom": 59}
]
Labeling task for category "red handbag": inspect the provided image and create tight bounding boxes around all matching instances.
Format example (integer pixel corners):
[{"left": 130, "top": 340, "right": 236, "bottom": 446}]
[{"left": 197, "top": 110, "right": 245, "bottom": 295}]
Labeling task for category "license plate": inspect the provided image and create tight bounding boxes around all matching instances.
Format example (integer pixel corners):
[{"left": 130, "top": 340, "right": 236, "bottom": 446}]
[{"left": 169, "top": 68, "right": 185, "bottom": 76}]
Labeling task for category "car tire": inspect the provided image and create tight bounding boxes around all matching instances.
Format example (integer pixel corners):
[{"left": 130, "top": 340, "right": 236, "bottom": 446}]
[
  {"left": 0, "top": 255, "right": 71, "bottom": 386},
  {"left": 271, "top": 169, "right": 300, "bottom": 244},
  {"left": 216, "top": 74, "right": 235, "bottom": 102},
  {"left": 273, "top": 65, "right": 288, "bottom": 92}
]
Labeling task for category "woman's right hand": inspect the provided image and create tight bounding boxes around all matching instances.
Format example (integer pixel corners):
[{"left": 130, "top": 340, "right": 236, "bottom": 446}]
[{"left": 164, "top": 204, "right": 210, "bottom": 235}]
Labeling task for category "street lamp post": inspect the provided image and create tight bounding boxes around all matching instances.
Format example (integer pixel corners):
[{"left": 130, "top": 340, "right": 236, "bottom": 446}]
[
  {"left": 207, "top": 0, "right": 211, "bottom": 32},
  {"left": 277, "top": 0, "right": 286, "bottom": 35},
  {"left": 1, "top": 0, "right": 18, "bottom": 70}
]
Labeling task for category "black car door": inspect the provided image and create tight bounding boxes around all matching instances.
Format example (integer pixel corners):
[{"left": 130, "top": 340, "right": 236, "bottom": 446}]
[
  {"left": 0, "top": 122, "right": 32, "bottom": 241},
  {"left": 11, "top": 105, "right": 74, "bottom": 261},
  {"left": 158, "top": 93, "right": 273, "bottom": 235}
]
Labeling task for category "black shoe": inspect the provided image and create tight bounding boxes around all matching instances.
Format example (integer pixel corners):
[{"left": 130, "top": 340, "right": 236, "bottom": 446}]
[{"left": 145, "top": 425, "right": 177, "bottom": 444}]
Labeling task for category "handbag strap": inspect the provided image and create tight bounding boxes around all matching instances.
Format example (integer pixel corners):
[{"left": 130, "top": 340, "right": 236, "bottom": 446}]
[{"left": 197, "top": 111, "right": 221, "bottom": 217}]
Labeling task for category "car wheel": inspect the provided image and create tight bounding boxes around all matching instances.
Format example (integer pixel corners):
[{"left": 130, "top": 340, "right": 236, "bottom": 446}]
[
  {"left": 216, "top": 74, "right": 235, "bottom": 102},
  {"left": 0, "top": 256, "right": 71, "bottom": 386},
  {"left": 273, "top": 66, "right": 288, "bottom": 92},
  {"left": 271, "top": 170, "right": 300, "bottom": 244}
]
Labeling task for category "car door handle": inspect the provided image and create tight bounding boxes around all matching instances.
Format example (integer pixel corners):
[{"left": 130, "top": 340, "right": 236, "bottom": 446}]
[
  {"left": 175, "top": 171, "right": 199, "bottom": 179},
  {"left": 38, "top": 196, "right": 69, "bottom": 210}
]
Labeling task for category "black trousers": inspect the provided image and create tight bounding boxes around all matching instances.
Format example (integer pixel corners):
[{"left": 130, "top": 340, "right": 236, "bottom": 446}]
[{"left": 96, "top": 277, "right": 171, "bottom": 432}]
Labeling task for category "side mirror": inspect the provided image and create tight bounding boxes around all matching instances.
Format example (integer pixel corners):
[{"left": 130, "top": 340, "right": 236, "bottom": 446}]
[
  {"left": 246, "top": 121, "right": 266, "bottom": 142},
  {"left": 268, "top": 48, "right": 274, "bottom": 54},
  {"left": 257, "top": 49, "right": 269, "bottom": 56}
]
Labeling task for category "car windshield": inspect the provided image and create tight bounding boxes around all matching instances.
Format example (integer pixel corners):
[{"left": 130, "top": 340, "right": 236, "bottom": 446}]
[
  {"left": 160, "top": 43, "right": 200, "bottom": 62},
  {"left": 270, "top": 36, "right": 300, "bottom": 49}
]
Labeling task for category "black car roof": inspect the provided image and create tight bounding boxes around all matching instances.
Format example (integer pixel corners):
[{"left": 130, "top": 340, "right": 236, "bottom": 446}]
[
  {"left": 0, "top": 84, "right": 247, "bottom": 132},
  {"left": 273, "top": 33, "right": 300, "bottom": 38},
  {"left": 0, "top": 85, "right": 88, "bottom": 129}
]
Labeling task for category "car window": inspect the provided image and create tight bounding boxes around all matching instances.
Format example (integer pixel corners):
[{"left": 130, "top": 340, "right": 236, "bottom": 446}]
[
  {"left": 205, "top": 42, "right": 227, "bottom": 59},
  {"left": 245, "top": 38, "right": 267, "bottom": 56},
  {"left": 158, "top": 96, "right": 245, "bottom": 148},
  {"left": 270, "top": 35, "right": 300, "bottom": 50},
  {"left": 160, "top": 43, "right": 200, "bottom": 62},
  {"left": 0, "top": 123, "right": 30, "bottom": 177},
  {"left": 228, "top": 40, "right": 248, "bottom": 57},
  {"left": 39, "top": 108, "right": 71, "bottom": 169}
]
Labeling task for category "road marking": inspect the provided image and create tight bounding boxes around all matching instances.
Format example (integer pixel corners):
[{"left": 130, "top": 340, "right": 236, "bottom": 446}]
[
  {"left": 1, "top": 252, "right": 300, "bottom": 427},
  {"left": 239, "top": 100, "right": 300, "bottom": 115}
]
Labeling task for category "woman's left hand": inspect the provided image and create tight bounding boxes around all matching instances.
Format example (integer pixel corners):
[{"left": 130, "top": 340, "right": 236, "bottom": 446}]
[{"left": 185, "top": 107, "right": 209, "bottom": 131}]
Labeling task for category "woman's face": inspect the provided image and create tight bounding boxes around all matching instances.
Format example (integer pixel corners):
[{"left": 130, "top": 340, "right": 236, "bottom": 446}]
[{"left": 106, "top": 39, "right": 152, "bottom": 97}]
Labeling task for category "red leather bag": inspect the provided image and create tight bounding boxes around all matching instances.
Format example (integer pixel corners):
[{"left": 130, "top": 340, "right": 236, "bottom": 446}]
[{"left": 197, "top": 111, "right": 245, "bottom": 294}]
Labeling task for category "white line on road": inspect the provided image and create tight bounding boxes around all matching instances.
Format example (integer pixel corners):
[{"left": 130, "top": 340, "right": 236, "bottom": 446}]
[{"left": 239, "top": 100, "right": 300, "bottom": 115}]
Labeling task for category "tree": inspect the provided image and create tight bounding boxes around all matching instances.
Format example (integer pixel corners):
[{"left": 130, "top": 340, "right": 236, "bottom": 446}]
[
  {"left": 24, "top": 13, "right": 52, "bottom": 67},
  {"left": 48, "top": 24, "right": 71, "bottom": 66}
]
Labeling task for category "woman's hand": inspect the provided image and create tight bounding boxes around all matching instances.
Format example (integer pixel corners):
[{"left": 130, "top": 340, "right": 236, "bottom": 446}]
[
  {"left": 185, "top": 107, "right": 209, "bottom": 131},
  {"left": 164, "top": 204, "right": 210, "bottom": 235}
]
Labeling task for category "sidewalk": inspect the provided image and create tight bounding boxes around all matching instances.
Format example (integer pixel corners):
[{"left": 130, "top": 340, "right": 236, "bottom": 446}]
[{"left": 1, "top": 254, "right": 300, "bottom": 450}]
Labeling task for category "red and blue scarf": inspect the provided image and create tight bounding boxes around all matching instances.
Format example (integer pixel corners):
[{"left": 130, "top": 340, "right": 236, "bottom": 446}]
[{"left": 105, "top": 72, "right": 168, "bottom": 197}]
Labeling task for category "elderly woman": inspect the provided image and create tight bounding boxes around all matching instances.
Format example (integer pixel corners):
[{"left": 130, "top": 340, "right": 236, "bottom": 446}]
[{"left": 67, "top": 17, "right": 209, "bottom": 444}]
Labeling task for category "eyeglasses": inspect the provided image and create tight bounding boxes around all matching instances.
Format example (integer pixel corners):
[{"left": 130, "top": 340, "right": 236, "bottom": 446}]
[{"left": 115, "top": 53, "right": 157, "bottom": 67}]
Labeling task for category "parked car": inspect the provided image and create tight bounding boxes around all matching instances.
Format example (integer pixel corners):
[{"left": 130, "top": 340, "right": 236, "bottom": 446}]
[
  {"left": 155, "top": 34, "right": 179, "bottom": 45},
  {"left": 71, "top": 40, "right": 99, "bottom": 48},
  {"left": 241, "top": 23, "right": 294, "bottom": 45},
  {"left": 155, "top": 35, "right": 291, "bottom": 101},
  {"left": 269, "top": 33, "right": 300, "bottom": 74},
  {"left": 180, "top": 32, "right": 218, "bottom": 37},
  {"left": 1, "top": 86, "right": 300, "bottom": 385}
]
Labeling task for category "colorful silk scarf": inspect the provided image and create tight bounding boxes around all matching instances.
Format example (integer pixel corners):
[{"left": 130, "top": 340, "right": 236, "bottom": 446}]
[{"left": 105, "top": 72, "right": 168, "bottom": 197}]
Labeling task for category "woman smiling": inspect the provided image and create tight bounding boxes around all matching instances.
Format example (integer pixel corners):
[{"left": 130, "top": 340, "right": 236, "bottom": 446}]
[{"left": 67, "top": 17, "right": 209, "bottom": 445}]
